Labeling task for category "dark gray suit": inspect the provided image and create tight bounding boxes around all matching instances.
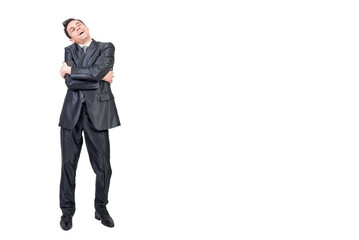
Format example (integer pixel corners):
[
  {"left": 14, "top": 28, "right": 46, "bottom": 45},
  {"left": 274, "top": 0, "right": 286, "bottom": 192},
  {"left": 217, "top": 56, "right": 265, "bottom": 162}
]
[
  {"left": 58, "top": 39, "right": 120, "bottom": 217},
  {"left": 59, "top": 39, "right": 120, "bottom": 130}
]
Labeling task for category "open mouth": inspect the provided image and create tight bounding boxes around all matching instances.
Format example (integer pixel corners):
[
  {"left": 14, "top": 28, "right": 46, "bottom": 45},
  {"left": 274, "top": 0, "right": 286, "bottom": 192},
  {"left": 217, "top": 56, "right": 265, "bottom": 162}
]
[{"left": 79, "top": 30, "right": 84, "bottom": 36}]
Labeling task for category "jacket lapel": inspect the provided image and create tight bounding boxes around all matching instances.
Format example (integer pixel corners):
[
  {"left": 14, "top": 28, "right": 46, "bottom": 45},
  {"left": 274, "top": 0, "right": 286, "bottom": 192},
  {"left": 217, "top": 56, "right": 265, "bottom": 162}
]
[
  {"left": 71, "top": 44, "right": 85, "bottom": 67},
  {"left": 82, "top": 39, "right": 98, "bottom": 67}
]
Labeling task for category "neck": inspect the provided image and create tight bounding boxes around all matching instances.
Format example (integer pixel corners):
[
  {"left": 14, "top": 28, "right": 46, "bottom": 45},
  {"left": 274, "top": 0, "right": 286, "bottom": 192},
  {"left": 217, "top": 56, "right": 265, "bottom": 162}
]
[{"left": 78, "top": 37, "right": 92, "bottom": 45}]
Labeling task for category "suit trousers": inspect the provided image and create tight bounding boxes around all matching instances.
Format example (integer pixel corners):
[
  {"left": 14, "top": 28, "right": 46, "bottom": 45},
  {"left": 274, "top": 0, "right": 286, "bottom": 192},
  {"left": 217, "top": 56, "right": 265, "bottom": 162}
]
[{"left": 60, "top": 102, "right": 112, "bottom": 216}]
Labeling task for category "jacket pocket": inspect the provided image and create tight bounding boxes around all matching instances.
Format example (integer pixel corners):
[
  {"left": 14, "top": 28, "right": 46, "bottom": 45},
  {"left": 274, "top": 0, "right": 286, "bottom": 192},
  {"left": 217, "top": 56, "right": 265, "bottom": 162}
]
[{"left": 100, "top": 93, "right": 114, "bottom": 102}]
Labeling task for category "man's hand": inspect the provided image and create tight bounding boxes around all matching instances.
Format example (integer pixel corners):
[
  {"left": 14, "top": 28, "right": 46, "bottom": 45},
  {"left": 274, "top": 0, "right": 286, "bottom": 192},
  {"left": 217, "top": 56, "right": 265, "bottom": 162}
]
[
  {"left": 102, "top": 70, "right": 114, "bottom": 84},
  {"left": 60, "top": 61, "right": 71, "bottom": 78}
]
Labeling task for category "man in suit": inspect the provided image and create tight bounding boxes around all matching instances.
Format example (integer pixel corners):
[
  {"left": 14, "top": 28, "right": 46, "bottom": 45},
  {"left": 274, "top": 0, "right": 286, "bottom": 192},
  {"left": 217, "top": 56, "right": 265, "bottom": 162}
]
[{"left": 58, "top": 18, "right": 120, "bottom": 230}]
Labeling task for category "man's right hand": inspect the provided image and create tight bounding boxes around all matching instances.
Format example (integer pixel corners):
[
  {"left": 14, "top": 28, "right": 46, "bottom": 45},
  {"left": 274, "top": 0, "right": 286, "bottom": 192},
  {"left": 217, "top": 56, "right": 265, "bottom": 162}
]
[
  {"left": 60, "top": 61, "right": 71, "bottom": 78},
  {"left": 102, "top": 70, "right": 114, "bottom": 84}
]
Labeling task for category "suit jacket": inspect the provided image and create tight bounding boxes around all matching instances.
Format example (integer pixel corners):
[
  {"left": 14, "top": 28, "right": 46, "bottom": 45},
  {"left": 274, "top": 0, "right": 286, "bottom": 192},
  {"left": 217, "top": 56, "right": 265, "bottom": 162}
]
[{"left": 59, "top": 39, "right": 121, "bottom": 130}]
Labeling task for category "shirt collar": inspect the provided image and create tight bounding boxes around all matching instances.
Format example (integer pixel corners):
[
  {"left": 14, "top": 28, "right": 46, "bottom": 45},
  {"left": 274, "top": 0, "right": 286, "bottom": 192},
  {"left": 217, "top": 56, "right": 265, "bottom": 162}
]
[{"left": 78, "top": 39, "right": 93, "bottom": 48}]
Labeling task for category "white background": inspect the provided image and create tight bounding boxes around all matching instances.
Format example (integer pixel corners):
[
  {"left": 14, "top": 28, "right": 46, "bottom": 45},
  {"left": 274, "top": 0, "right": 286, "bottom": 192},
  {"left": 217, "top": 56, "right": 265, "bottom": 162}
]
[{"left": 0, "top": 0, "right": 358, "bottom": 239}]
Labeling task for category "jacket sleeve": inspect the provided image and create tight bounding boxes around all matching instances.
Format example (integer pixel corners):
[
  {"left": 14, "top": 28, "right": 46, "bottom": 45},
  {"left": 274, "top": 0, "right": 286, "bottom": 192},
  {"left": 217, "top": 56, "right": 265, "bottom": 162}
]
[
  {"left": 64, "top": 47, "right": 99, "bottom": 90},
  {"left": 70, "top": 42, "right": 115, "bottom": 81}
]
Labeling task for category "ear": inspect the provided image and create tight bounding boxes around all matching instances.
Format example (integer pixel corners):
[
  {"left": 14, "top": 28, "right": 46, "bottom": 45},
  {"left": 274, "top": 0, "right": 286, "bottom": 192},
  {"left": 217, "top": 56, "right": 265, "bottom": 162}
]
[{"left": 70, "top": 38, "right": 75, "bottom": 43}]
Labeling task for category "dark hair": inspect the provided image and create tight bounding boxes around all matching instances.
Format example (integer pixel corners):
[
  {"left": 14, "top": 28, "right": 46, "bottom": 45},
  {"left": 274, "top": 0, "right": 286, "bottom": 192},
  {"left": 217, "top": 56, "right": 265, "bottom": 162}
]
[{"left": 62, "top": 18, "right": 85, "bottom": 39}]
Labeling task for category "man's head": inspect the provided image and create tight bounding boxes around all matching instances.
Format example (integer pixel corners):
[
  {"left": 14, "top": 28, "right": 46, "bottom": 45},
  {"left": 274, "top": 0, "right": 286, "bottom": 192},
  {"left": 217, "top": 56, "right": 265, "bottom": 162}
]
[{"left": 62, "top": 18, "right": 91, "bottom": 45}]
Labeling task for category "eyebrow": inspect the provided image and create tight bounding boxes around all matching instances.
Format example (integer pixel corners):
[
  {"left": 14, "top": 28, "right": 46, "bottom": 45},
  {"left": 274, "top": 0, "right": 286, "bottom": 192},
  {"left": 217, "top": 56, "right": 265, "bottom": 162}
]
[{"left": 69, "top": 21, "right": 82, "bottom": 32}]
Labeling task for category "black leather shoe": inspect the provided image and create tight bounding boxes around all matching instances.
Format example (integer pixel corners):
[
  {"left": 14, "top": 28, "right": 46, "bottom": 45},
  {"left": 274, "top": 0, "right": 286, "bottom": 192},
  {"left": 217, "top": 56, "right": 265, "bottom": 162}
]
[
  {"left": 60, "top": 215, "right": 73, "bottom": 231},
  {"left": 95, "top": 211, "right": 115, "bottom": 228}
]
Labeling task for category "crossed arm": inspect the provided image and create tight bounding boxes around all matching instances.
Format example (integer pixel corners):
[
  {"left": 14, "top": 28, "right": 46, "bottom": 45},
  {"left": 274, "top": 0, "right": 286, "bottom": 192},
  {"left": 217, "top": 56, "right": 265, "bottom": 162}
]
[{"left": 60, "top": 43, "right": 115, "bottom": 90}]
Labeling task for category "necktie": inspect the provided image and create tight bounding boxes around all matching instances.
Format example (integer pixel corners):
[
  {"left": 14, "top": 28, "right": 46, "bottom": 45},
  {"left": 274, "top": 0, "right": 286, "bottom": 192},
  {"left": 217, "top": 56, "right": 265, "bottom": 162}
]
[{"left": 82, "top": 46, "right": 88, "bottom": 54}]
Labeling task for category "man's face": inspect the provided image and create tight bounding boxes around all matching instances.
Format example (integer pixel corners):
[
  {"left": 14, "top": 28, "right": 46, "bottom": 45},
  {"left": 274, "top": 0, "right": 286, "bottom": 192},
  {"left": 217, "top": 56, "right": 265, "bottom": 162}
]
[{"left": 67, "top": 20, "right": 91, "bottom": 44}]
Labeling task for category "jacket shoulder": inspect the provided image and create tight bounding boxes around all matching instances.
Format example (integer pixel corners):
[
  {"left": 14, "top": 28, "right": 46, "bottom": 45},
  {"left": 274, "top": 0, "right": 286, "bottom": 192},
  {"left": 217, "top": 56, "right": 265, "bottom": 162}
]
[
  {"left": 98, "top": 41, "right": 115, "bottom": 49},
  {"left": 64, "top": 43, "right": 77, "bottom": 51}
]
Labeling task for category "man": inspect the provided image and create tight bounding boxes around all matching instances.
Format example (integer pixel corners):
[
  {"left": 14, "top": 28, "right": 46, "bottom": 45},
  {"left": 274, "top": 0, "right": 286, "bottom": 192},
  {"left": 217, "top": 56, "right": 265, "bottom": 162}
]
[{"left": 58, "top": 18, "right": 120, "bottom": 230}]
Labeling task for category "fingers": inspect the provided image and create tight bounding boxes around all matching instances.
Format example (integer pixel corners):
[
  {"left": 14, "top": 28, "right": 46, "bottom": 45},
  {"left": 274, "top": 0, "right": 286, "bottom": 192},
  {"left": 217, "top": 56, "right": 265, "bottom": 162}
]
[{"left": 108, "top": 70, "right": 114, "bottom": 84}]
